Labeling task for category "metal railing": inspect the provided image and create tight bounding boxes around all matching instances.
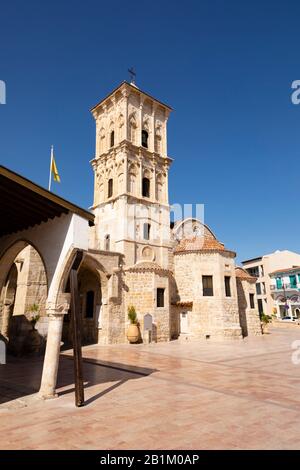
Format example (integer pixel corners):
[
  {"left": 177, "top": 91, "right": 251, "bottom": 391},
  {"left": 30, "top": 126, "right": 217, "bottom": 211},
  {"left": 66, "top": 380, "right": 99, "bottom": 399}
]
[{"left": 270, "top": 283, "right": 299, "bottom": 291}]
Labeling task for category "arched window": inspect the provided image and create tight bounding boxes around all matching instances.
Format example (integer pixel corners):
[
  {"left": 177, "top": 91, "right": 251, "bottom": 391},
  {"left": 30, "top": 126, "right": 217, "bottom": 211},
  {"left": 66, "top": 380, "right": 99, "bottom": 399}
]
[
  {"left": 105, "top": 234, "right": 110, "bottom": 251},
  {"left": 142, "top": 177, "right": 150, "bottom": 198},
  {"left": 142, "top": 130, "right": 148, "bottom": 148},
  {"left": 110, "top": 130, "right": 115, "bottom": 147},
  {"left": 108, "top": 178, "right": 113, "bottom": 198},
  {"left": 143, "top": 223, "right": 151, "bottom": 240},
  {"left": 85, "top": 290, "right": 94, "bottom": 318}
]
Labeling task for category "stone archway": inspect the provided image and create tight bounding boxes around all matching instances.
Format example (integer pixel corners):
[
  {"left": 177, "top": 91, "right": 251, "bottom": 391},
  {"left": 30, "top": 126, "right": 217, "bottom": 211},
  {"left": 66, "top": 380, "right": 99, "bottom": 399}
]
[
  {"left": 58, "top": 252, "right": 109, "bottom": 346},
  {"left": 62, "top": 261, "right": 103, "bottom": 345},
  {"left": 0, "top": 263, "right": 17, "bottom": 340},
  {"left": 78, "top": 264, "right": 102, "bottom": 344},
  {"left": 0, "top": 241, "right": 48, "bottom": 355}
]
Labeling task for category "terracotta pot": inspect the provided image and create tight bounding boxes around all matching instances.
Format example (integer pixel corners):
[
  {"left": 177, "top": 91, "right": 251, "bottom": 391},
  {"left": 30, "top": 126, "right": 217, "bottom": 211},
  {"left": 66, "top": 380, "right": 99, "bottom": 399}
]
[{"left": 127, "top": 324, "right": 140, "bottom": 343}]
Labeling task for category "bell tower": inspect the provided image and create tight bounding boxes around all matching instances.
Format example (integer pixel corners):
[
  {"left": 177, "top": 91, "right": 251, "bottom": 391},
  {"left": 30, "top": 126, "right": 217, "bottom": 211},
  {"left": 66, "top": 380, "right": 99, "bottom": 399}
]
[{"left": 90, "top": 81, "right": 173, "bottom": 268}]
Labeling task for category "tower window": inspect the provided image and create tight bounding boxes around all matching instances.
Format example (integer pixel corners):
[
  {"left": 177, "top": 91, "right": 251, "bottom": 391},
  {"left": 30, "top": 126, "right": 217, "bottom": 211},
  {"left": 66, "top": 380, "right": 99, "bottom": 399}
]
[
  {"left": 105, "top": 234, "right": 110, "bottom": 251},
  {"left": 110, "top": 130, "right": 115, "bottom": 147},
  {"left": 202, "top": 275, "right": 213, "bottom": 296},
  {"left": 85, "top": 290, "right": 94, "bottom": 318},
  {"left": 142, "top": 177, "right": 150, "bottom": 197},
  {"left": 142, "top": 130, "right": 148, "bottom": 148},
  {"left": 143, "top": 223, "right": 151, "bottom": 240},
  {"left": 157, "top": 288, "right": 165, "bottom": 308},
  {"left": 108, "top": 178, "right": 113, "bottom": 198},
  {"left": 224, "top": 276, "right": 231, "bottom": 297},
  {"left": 249, "top": 293, "right": 255, "bottom": 309}
]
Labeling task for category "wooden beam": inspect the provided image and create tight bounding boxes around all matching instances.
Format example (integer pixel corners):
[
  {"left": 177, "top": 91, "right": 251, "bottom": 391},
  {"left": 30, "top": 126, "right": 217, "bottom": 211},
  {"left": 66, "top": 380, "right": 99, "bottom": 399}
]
[
  {"left": 0, "top": 168, "right": 94, "bottom": 224},
  {"left": 70, "top": 251, "right": 84, "bottom": 407}
]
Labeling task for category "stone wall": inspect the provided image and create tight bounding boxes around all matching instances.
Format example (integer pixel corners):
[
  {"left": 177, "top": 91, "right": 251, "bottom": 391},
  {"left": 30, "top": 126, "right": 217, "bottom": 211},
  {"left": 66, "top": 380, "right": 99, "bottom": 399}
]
[
  {"left": 173, "top": 251, "right": 242, "bottom": 340},
  {"left": 170, "top": 304, "right": 181, "bottom": 339},
  {"left": 124, "top": 264, "right": 171, "bottom": 342},
  {"left": 236, "top": 277, "right": 262, "bottom": 336}
]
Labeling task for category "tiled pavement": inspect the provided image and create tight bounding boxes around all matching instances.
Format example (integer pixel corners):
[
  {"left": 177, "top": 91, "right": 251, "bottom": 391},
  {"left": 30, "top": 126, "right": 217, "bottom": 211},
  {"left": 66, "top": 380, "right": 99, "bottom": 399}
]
[{"left": 1, "top": 326, "right": 300, "bottom": 449}]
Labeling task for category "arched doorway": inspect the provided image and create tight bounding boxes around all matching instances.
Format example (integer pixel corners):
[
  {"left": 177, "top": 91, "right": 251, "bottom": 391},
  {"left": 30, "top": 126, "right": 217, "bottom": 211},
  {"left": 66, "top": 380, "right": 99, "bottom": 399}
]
[
  {"left": 62, "top": 257, "right": 103, "bottom": 345},
  {"left": 0, "top": 241, "right": 48, "bottom": 355}
]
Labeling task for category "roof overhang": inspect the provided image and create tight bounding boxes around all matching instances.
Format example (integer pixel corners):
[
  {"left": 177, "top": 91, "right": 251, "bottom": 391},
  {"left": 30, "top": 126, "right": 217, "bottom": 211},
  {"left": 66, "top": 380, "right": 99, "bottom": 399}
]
[
  {"left": 0, "top": 165, "right": 94, "bottom": 237},
  {"left": 241, "top": 256, "right": 263, "bottom": 265}
]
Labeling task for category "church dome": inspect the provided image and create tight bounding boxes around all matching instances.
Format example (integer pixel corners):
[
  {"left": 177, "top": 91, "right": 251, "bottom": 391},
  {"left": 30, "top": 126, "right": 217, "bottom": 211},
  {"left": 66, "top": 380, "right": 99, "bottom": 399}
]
[
  {"left": 174, "top": 235, "right": 227, "bottom": 253},
  {"left": 173, "top": 220, "right": 235, "bottom": 256}
]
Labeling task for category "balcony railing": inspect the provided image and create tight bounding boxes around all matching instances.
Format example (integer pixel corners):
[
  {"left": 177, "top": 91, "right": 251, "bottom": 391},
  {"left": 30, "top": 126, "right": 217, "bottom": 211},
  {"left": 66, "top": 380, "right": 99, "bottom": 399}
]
[{"left": 270, "top": 283, "right": 299, "bottom": 291}]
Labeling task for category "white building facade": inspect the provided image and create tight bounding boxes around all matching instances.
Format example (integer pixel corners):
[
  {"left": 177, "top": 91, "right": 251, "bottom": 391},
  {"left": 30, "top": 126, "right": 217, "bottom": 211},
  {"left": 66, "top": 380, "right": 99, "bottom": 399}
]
[
  {"left": 242, "top": 250, "right": 300, "bottom": 316},
  {"left": 269, "top": 267, "right": 300, "bottom": 319}
]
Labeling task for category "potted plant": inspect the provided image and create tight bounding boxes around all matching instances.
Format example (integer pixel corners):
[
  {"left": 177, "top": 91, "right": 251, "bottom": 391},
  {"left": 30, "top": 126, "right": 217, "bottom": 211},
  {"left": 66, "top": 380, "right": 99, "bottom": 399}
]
[
  {"left": 27, "top": 303, "right": 40, "bottom": 330},
  {"left": 127, "top": 305, "right": 140, "bottom": 344},
  {"left": 260, "top": 313, "right": 272, "bottom": 334},
  {"left": 25, "top": 304, "right": 42, "bottom": 354}
]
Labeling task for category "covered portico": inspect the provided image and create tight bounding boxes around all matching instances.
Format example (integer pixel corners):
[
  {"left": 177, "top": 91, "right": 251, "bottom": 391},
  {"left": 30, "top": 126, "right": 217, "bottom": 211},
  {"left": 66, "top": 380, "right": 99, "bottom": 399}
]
[{"left": 0, "top": 165, "right": 94, "bottom": 398}]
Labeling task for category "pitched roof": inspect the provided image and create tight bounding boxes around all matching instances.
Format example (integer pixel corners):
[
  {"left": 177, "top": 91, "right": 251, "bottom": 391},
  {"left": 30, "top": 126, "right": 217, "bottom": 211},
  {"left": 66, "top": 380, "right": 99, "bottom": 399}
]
[
  {"left": 125, "top": 261, "right": 171, "bottom": 274},
  {"left": 235, "top": 267, "right": 257, "bottom": 281}
]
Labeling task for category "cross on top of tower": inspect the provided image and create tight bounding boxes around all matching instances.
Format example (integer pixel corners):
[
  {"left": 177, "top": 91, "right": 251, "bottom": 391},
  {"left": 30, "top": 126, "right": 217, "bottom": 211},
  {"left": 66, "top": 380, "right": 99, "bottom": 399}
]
[{"left": 128, "top": 67, "right": 136, "bottom": 85}]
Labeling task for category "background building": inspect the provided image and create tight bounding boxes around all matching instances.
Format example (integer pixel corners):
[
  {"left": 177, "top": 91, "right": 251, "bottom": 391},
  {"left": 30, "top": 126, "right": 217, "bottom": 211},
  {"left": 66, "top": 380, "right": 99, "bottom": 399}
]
[
  {"left": 269, "top": 267, "right": 300, "bottom": 319},
  {"left": 242, "top": 250, "right": 300, "bottom": 316}
]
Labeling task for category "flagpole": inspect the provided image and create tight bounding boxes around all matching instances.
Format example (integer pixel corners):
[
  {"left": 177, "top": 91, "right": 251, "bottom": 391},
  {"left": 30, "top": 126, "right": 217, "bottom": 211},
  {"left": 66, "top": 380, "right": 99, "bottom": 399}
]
[{"left": 48, "top": 145, "right": 53, "bottom": 191}]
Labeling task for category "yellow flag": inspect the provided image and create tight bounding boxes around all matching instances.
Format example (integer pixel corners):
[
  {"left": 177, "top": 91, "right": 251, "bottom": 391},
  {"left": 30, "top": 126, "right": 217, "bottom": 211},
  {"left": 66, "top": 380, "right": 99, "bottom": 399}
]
[{"left": 51, "top": 150, "right": 61, "bottom": 183}]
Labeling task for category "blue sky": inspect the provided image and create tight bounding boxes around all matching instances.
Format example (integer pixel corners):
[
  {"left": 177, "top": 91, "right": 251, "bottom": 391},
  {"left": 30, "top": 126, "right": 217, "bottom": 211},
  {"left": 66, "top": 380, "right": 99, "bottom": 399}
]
[{"left": 1, "top": 0, "right": 300, "bottom": 262}]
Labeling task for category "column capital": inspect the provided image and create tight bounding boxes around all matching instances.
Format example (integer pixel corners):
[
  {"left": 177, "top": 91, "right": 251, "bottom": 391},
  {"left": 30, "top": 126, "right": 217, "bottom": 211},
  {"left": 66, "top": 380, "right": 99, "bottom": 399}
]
[{"left": 46, "top": 293, "right": 71, "bottom": 316}]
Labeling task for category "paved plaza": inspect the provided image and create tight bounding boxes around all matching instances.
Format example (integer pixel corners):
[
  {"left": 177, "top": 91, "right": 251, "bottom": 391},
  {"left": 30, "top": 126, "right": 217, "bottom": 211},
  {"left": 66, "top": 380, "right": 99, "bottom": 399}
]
[{"left": 1, "top": 326, "right": 300, "bottom": 450}]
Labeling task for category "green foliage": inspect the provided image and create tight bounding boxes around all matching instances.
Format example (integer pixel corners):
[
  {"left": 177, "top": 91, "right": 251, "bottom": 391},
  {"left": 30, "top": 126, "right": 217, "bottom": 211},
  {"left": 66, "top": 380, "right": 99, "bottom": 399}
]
[
  {"left": 128, "top": 305, "right": 137, "bottom": 324},
  {"left": 29, "top": 303, "right": 39, "bottom": 312},
  {"left": 27, "top": 304, "right": 40, "bottom": 327},
  {"left": 261, "top": 313, "right": 272, "bottom": 324}
]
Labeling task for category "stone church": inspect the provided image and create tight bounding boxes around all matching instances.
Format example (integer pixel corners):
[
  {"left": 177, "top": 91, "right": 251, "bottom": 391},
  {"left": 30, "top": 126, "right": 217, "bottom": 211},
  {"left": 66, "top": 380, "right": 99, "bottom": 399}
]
[{"left": 0, "top": 80, "right": 262, "bottom": 350}]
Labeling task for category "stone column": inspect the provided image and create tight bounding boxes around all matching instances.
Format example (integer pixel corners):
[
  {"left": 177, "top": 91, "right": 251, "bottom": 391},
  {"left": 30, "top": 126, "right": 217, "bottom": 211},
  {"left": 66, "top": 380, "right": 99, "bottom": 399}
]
[
  {"left": 38, "top": 313, "right": 64, "bottom": 399},
  {"left": 1, "top": 301, "right": 13, "bottom": 340},
  {"left": 164, "top": 162, "right": 169, "bottom": 204},
  {"left": 38, "top": 294, "right": 70, "bottom": 399},
  {"left": 163, "top": 110, "right": 170, "bottom": 158},
  {"left": 122, "top": 89, "right": 129, "bottom": 141},
  {"left": 150, "top": 103, "right": 156, "bottom": 152},
  {"left": 138, "top": 100, "right": 143, "bottom": 147},
  {"left": 138, "top": 152, "right": 143, "bottom": 197},
  {"left": 124, "top": 153, "right": 128, "bottom": 193},
  {"left": 152, "top": 162, "right": 156, "bottom": 202}
]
